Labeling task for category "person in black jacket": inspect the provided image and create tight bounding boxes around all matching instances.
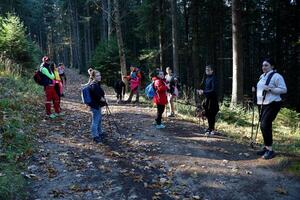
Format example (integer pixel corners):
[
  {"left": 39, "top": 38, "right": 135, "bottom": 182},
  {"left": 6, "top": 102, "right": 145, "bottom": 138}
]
[
  {"left": 197, "top": 65, "right": 219, "bottom": 135},
  {"left": 88, "top": 69, "right": 106, "bottom": 143}
]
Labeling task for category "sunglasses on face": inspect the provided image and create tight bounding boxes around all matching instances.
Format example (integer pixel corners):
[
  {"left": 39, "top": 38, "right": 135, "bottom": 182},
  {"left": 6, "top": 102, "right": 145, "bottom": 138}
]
[{"left": 262, "top": 64, "right": 270, "bottom": 67}]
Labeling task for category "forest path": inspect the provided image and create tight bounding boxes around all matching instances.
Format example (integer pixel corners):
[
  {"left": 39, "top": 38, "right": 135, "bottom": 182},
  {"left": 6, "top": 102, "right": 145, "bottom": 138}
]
[{"left": 28, "top": 68, "right": 300, "bottom": 200}]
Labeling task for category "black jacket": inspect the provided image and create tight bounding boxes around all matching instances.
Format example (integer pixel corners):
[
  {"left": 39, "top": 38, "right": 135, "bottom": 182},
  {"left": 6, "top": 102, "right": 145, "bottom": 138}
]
[
  {"left": 203, "top": 75, "right": 219, "bottom": 115},
  {"left": 89, "top": 81, "right": 106, "bottom": 109}
]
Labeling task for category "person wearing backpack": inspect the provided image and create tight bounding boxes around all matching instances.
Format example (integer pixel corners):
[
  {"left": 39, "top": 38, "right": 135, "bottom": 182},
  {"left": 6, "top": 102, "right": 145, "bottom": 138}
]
[
  {"left": 152, "top": 69, "right": 168, "bottom": 129},
  {"left": 40, "top": 56, "right": 61, "bottom": 119},
  {"left": 165, "top": 67, "right": 178, "bottom": 117},
  {"left": 256, "top": 59, "right": 287, "bottom": 159},
  {"left": 88, "top": 69, "right": 106, "bottom": 143},
  {"left": 124, "top": 66, "right": 141, "bottom": 103},
  {"left": 197, "top": 65, "right": 219, "bottom": 136}
]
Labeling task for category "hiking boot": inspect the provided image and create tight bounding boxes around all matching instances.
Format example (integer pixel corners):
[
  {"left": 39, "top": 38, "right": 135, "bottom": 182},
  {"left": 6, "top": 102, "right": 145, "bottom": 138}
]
[
  {"left": 99, "top": 133, "right": 106, "bottom": 140},
  {"left": 262, "top": 150, "right": 275, "bottom": 160},
  {"left": 204, "top": 128, "right": 211, "bottom": 136},
  {"left": 93, "top": 136, "right": 101, "bottom": 144},
  {"left": 210, "top": 131, "right": 215, "bottom": 135},
  {"left": 56, "top": 112, "right": 65, "bottom": 117},
  {"left": 156, "top": 124, "right": 166, "bottom": 129},
  {"left": 204, "top": 131, "right": 210, "bottom": 136},
  {"left": 168, "top": 113, "right": 175, "bottom": 117},
  {"left": 49, "top": 113, "right": 57, "bottom": 119},
  {"left": 257, "top": 147, "right": 268, "bottom": 156}
]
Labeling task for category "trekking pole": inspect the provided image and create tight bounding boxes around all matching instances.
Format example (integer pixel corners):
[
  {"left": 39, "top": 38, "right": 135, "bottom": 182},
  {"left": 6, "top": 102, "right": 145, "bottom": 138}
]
[
  {"left": 105, "top": 104, "right": 121, "bottom": 135},
  {"left": 250, "top": 87, "right": 256, "bottom": 147},
  {"left": 251, "top": 90, "right": 266, "bottom": 148}
]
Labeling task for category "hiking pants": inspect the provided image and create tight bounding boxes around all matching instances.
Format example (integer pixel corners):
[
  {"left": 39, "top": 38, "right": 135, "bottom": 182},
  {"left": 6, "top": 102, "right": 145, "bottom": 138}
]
[
  {"left": 44, "top": 85, "right": 60, "bottom": 115},
  {"left": 204, "top": 95, "right": 219, "bottom": 131},
  {"left": 260, "top": 101, "right": 281, "bottom": 146},
  {"left": 127, "top": 87, "right": 140, "bottom": 102},
  {"left": 91, "top": 108, "right": 102, "bottom": 138},
  {"left": 156, "top": 104, "right": 165, "bottom": 125}
]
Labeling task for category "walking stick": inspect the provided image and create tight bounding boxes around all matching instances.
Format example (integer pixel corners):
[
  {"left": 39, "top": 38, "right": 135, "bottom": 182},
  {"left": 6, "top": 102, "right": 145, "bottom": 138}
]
[
  {"left": 250, "top": 87, "right": 256, "bottom": 148},
  {"left": 105, "top": 104, "right": 121, "bottom": 135},
  {"left": 250, "top": 90, "right": 266, "bottom": 148}
]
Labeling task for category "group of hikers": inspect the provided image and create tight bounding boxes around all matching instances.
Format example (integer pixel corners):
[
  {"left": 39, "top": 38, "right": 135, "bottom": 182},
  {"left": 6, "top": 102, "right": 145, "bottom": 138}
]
[
  {"left": 38, "top": 56, "right": 287, "bottom": 160},
  {"left": 37, "top": 56, "right": 67, "bottom": 119}
]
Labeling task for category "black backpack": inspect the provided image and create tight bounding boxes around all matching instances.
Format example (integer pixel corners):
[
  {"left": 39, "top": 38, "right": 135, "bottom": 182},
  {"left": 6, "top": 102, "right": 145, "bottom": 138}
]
[{"left": 33, "top": 70, "right": 49, "bottom": 86}]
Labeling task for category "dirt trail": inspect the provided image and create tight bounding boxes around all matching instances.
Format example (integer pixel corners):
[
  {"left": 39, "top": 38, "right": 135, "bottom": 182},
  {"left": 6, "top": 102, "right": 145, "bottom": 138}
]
[{"left": 28, "top": 68, "right": 300, "bottom": 200}]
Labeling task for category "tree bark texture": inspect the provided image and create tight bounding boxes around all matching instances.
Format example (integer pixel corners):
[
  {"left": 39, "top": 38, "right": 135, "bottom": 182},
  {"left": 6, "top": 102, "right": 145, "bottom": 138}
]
[
  {"left": 170, "top": 0, "right": 179, "bottom": 76},
  {"left": 231, "top": 0, "right": 244, "bottom": 105},
  {"left": 114, "top": 0, "right": 127, "bottom": 82}
]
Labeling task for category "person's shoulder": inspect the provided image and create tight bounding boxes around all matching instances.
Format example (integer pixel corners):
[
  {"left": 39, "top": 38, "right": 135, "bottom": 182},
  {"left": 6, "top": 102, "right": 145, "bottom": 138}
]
[{"left": 273, "top": 72, "right": 285, "bottom": 80}]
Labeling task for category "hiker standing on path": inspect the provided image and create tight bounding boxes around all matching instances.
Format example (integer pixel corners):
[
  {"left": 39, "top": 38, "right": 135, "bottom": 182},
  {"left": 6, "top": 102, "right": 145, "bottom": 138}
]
[
  {"left": 88, "top": 69, "right": 106, "bottom": 143},
  {"left": 256, "top": 59, "right": 287, "bottom": 159},
  {"left": 57, "top": 63, "right": 66, "bottom": 96},
  {"left": 51, "top": 63, "right": 64, "bottom": 115},
  {"left": 124, "top": 66, "right": 141, "bottom": 103},
  {"left": 152, "top": 69, "right": 168, "bottom": 129},
  {"left": 197, "top": 65, "right": 219, "bottom": 136},
  {"left": 40, "top": 56, "right": 61, "bottom": 119},
  {"left": 114, "top": 79, "right": 126, "bottom": 103},
  {"left": 165, "top": 67, "right": 178, "bottom": 117}
]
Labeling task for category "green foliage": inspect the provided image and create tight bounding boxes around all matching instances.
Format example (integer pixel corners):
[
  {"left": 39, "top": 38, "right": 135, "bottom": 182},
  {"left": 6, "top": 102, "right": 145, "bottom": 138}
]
[
  {"left": 0, "top": 74, "right": 42, "bottom": 199},
  {"left": 0, "top": 13, "right": 40, "bottom": 70},
  {"left": 91, "top": 38, "right": 120, "bottom": 86},
  {"left": 0, "top": 164, "right": 27, "bottom": 199}
]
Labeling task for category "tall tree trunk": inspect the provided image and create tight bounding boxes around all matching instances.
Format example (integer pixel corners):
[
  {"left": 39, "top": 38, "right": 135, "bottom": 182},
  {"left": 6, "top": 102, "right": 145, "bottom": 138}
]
[
  {"left": 158, "top": 0, "right": 165, "bottom": 70},
  {"left": 101, "top": 0, "right": 108, "bottom": 41},
  {"left": 114, "top": 0, "right": 127, "bottom": 82},
  {"left": 170, "top": 0, "right": 179, "bottom": 76},
  {"left": 183, "top": 0, "right": 192, "bottom": 87},
  {"left": 191, "top": 0, "right": 200, "bottom": 88},
  {"left": 231, "top": 0, "right": 244, "bottom": 105},
  {"left": 84, "top": 4, "right": 90, "bottom": 69},
  {"left": 74, "top": 0, "right": 83, "bottom": 73},
  {"left": 107, "top": 0, "right": 112, "bottom": 40}
]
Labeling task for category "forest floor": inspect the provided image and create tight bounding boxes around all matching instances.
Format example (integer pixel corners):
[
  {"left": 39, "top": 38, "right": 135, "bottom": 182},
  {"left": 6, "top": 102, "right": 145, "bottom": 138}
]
[{"left": 28, "top": 68, "right": 300, "bottom": 200}]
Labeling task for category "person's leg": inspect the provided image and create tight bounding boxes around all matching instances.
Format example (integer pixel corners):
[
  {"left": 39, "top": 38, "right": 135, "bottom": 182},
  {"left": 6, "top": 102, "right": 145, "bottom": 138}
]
[
  {"left": 98, "top": 108, "right": 103, "bottom": 137},
  {"left": 91, "top": 108, "right": 100, "bottom": 140},
  {"left": 44, "top": 86, "right": 52, "bottom": 116},
  {"left": 135, "top": 89, "right": 140, "bottom": 102},
  {"left": 207, "top": 113, "right": 215, "bottom": 131},
  {"left": 260, "top": 102, "right": 281, "bottom": 159},
  {"left": 168, "top": 95, "right": 175, "bottom": 117},
  {"left": 156, "top": 104, "right": 164, "bottom": 125},
  {"left": 52, "top": 86, "right": 61, "bottom": 114},
  {"left": 127, "top": 90, "right": 134, "bottom": 102}
]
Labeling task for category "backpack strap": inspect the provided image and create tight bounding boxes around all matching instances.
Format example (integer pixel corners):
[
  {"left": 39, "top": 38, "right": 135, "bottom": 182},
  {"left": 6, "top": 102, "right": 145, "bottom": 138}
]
[{"left": 265, "top": 71, "right": 276, "bottom": 86}]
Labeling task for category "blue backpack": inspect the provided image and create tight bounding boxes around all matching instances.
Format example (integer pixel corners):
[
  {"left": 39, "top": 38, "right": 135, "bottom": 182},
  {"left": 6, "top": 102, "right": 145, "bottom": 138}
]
[
  {"left": 81, "top": 84, "right": 92, "bottom": 105},
  {"left": 145, "top": 82, "right": 155, "bottom": 99}
]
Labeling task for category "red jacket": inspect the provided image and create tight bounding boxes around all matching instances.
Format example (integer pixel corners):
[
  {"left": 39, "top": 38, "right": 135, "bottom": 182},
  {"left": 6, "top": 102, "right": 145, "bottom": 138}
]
[{"left": 152, "top": 77, "right": 168, "bottom": 105}]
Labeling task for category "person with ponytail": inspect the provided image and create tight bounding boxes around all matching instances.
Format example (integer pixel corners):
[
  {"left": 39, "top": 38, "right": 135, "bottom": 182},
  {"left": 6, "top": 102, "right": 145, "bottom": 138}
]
[{"left": 88, "top": 69, "right": 106, "bottom": 143}]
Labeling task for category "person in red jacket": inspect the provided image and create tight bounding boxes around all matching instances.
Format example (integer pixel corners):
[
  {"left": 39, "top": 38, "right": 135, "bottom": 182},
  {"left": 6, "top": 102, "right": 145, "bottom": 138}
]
[{"left": 152, "top": 69, "right": 168, "bottom": 129}]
